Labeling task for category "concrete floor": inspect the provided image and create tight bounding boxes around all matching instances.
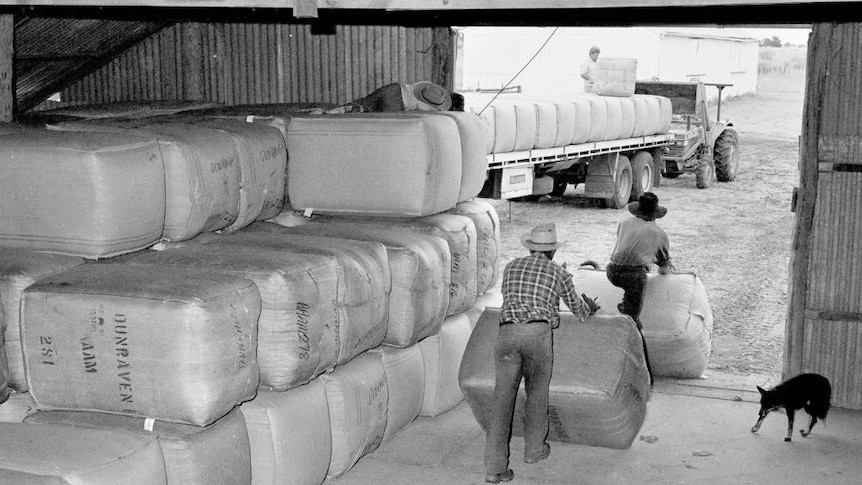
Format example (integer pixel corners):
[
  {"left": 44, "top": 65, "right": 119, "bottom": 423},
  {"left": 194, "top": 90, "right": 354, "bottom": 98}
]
[{"left": 324, "top": 377, "right": 862, "bottom": 485}]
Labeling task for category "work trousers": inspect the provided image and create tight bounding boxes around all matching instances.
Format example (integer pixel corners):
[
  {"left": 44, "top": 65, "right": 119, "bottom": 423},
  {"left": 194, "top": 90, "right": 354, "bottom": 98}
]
[
  {"left": 484, "top": 322, "right": 553, "bottom": 475},
  {"left": 606, "top": 262, "right": 654, "bottom": 384}
]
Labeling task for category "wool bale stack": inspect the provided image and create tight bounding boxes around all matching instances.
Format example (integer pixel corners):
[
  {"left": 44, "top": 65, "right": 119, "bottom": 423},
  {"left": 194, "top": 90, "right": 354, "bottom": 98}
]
[
  {"left": 573, "top": 267, "right": 714, "bottom": 378},
  {"left": 459, "top": 307, "right": 650, "bottom": 449}
]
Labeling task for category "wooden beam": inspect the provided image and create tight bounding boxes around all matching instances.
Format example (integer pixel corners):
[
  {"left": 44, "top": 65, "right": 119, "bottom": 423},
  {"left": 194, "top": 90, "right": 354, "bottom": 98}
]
[{"left": 0, "top": 15, "right": 11, "bottom": 121}]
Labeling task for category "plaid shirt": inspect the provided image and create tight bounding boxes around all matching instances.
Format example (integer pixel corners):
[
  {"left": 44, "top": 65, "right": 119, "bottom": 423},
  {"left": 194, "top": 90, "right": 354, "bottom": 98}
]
[{"left": 500, "top": 253, "right": 591, "bottom": 328}]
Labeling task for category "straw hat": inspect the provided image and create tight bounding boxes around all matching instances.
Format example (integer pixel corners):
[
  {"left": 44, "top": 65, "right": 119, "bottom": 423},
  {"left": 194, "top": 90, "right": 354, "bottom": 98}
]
[
  {"left": 628, "top": 192, "right": 667, "bottom": 219},
  {"left": 410, "top": 81, "right": 452, "bottom": 111},
  {"left": 521, "top": 223, "right": 565, "bottom": 251}
]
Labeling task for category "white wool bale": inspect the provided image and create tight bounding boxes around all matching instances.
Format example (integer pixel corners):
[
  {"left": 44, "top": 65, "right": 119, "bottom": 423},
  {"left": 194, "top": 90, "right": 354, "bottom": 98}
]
[
  {"left": 21, "top": 264, "right": 260, "bottom": 426},
  {"left": 322, "top": 352, "right": 388, "bottom": 478},
  {"left": 418, "top": 312, "right": 472, "bottom": 417},
  {"left": 286, "top": 114, "right": 461, "bottom": 217},
  {"left": 0, "top": 129, "right": 165, "bottom": 258},
  {"left": 0, "top": 421, "right": 167, "bottom": 484},
  {"left": 0, "top": 248, "right": 84, "bottom": 391},
  {"left": 618, "top": 97, "right": 637, "bottom": 139},
  {"left": 630, "top": 96, "right": 650, "bottom": 137},
  {"left": 459, "top": 309, "right": 650, "bottom": 449},
  {"left": 48, "top": 118, "right": 243, "bottom": 241},
  {"left": 181, "top": 117, "right": 287, "bottom": 230},
  {"left": 657, "top": 96, "right": 673, "bottom": 133},
  {"left": 476, "top": 105, "right": 497, "bottom": 154},
  {"left": 314, "top": 213, "right": 478, "bottom": 316},
  {"left": 125, "top": 242, "right": 340, "bottom": 391},
  {"left": 602, "top": 97, "right": 623, "bottom": 141},
  {"left": 512, "top": 102, "right": 538, "bottom": 151},
  {"left": 533, "top": 101, "right": 558, "bottom": 149},
  {"left": 489, "top": 101, "right": 517, "bottom": 153},
  {"left": 465, "top": 291, "right": 503, "bottom": 329},
  {"left": 551, "top": 101, "right": 576, "bottom": 147},
  {"left": 27, "top": 407, "right": 251, "bottom": 485},
  {"left": 0, "top": 391, "right": 37, "bottom": 423},
  {"left": 446, "top": 200, "right": 501, "bottom": 295},
  {"left": 369, "top": 345, "right": 426, "bottom": 444},
  {"left": 572, "top": 268, "right": 713, "bottom": 378},
  {"left": 259, "top": 221, "right": 450, "bottom": 348},
  {"left": 585, "top": 95, "right": 608, "bottom": 142},
  {"left": 570, "top": 96, "right": 592, "bottom": 144},
  {"left": 594, "top": 58, "right": 638, "bottom": 97},
  {"left": 633, "top": 95, "right": 662, "bottom": 135},
  {"left": 215, "top": 229, "right": 390, "bottom": 366},
  {"left": 241, "top": 381, "right": 331, "bottom": 485}
]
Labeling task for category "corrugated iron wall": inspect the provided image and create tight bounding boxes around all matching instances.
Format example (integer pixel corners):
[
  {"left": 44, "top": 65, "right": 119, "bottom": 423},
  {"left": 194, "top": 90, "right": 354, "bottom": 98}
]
[
  {"left": 788, "top": 22, "right": 862, "bottom": 409},
  {"left": 59, "top": 22, "right": 443, "bottom": 107}
]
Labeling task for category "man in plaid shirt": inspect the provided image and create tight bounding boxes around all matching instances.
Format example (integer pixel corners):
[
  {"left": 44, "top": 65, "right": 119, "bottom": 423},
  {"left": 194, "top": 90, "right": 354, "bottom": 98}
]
[{"left": 484, "top": 223, "right": 598, "bottom": 484}]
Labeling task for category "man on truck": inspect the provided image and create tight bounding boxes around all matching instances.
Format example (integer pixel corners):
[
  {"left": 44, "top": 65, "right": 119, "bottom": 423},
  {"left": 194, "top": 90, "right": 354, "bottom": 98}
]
[{"left": 580, "top": 45, "right": 601, "bottom": 93}]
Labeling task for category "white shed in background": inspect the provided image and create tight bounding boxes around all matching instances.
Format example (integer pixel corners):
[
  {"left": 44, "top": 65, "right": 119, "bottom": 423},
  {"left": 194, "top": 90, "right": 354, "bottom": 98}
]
[{"left": 455, "top": 27, "right": 760, "bottom": 101}]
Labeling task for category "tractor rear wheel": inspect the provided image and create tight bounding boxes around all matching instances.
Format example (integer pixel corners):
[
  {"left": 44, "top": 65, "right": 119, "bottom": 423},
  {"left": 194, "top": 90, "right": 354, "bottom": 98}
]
[
  {"left": 629, "top": 150, "right": 654, "bottom": 201},
  {"left": 714, "top": 129, "right": 739, "bottom": 182}
]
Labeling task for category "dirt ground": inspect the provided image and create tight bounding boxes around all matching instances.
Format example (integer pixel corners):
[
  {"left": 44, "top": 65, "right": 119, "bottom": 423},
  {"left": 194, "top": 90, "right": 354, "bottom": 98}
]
[{"left": 483, "top": 73, "right": 805, "bottom": 390}]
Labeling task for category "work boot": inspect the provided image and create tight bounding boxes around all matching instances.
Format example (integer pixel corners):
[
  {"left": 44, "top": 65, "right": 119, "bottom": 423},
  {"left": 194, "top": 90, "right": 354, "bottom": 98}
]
[
  {"left": 525, "top": 443, "right": 551, "bottom": 463},
  {"left": 485, "top": 469, "right": 514, "bottom": 483}
]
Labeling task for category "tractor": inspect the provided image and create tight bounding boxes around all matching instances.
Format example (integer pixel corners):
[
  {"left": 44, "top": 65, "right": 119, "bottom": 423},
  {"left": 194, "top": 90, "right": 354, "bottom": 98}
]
[{"left": 635, "top": 80, "right": 739, "bottom": 188}]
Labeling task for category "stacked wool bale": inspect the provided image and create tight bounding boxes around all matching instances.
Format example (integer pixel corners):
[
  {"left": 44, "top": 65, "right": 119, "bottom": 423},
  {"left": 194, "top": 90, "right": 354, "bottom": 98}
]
[
  {"left": 573, "top": 267, "right": 714, "bottom": 378},
  {"left": 461, "top": 90, "right": 672, "bottom": 156}
]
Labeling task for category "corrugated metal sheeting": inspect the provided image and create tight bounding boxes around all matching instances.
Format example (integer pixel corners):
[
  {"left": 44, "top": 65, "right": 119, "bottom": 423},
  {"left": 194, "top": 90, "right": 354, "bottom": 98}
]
[{"left": 57, "top": 23, "right": 439, "bottom": 107}]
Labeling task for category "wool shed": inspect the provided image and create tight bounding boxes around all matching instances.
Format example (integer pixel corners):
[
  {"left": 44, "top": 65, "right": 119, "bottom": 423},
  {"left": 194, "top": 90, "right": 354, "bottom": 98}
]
[
  {"left": 0, "top": 3, "right": 861, "bottom": 477},
  {"left": 457, "top": 26, "right": 760, "bottom": 100}
]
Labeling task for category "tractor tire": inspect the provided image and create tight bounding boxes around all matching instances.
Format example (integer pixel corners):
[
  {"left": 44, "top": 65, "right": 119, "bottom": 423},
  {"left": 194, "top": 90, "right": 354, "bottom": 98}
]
[
  {"left": 629, "top": 150, "right": 654, "bottom": 201},
  {"left": 605, "top": 155, "right": 633, "bottom": 209},
  {"left": 714, "top": 129, "right": 739, "bottom": 182},
  {"left": 695, "top": 159, "right": 715, "bottom": 189},
  {"left": 662, "top": 160, "right": 682, "bottom": 179},
  {"left": 550, "top": 175, "right": 569, "bottom": 196}
]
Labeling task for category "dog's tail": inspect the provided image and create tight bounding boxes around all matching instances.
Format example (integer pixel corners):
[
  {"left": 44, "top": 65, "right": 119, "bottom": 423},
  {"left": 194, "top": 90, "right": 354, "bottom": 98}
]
[{"left": 580, "top": 260, "right": 602, "bottom": 270}]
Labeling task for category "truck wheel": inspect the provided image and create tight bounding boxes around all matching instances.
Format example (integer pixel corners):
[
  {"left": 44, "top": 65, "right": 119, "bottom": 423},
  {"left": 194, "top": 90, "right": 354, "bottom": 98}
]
[
  {"left": 629, "top": 151, "right": 654, "bottom": 201},
  {"left": 695, "top": 159, "right": 715, "bottom": 189},
  {"left": 605, "top": 155, "right": 633, "bottom": 209},
  {"left": 550, "top": 176, "right": 568, "bottom": 196},
  {"left": 714, "top": 129, "right": 739, "bottom": 182}
]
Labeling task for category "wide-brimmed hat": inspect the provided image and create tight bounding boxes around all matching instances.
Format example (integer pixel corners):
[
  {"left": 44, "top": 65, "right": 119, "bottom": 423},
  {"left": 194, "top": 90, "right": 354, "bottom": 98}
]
[
  {"left": 628, "top": 192, "right": 667, "bottom": 219},
  {"left": 411, "top": 81, "right": 452, "bottom": 111},
  {"left": 521, "top": 223, "right": 565, "bottom": 251}
]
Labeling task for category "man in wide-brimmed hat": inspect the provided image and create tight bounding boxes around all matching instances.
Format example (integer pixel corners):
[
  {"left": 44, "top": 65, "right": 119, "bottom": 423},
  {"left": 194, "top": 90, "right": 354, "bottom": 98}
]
[
  {"left": 326, "top": 81, "right": 461, "bottom": 113},
  {"left": 483, "top": 223, "right": 599, "bottom": 484},
  {"left": 606, "top": 192, "right": 675, "bottom": 386}
]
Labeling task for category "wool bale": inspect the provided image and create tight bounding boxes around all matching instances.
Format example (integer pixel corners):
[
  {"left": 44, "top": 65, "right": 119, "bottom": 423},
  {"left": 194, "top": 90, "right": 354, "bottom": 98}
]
[
  {"left": 594, "top": 58, "right": 638, "bottom": 97},
  {"left": 532, "top": 101, "right": 558, "bottom": 149},
  {"left": 633, "top": 95, "right": 662, "bottom": 135},
  {"left": 0, "top": 248, "right": 85, "bottom": 391},
  {"left": 446, "top": 200, "right": 501, "bottom": 295},
  {"left": 125, "top": 241, "right": 340, "bottom": 391},
  {"left": 476, "top": 105, "right": 497, "bottom": 154},
  {"left": 418, "top": 312, "right": 472, "bottom": 417},
  {"left": 0, "top": 391, "right": 36, "bottom": 423},
  {"left": 551, "top": 100, "right": 576, "bottom": 147},
  {"left": 313, "top": 213, "right": 478, "bottom": 316},
  {"left": 512, "top": 102, "right": 538, "bottom": 151},
  {"left": 21, "top": 264, "right": 260, "bottom": 426},
  {"left": 0, "top": 421, "right": 167, "bottom": 484},
  {"left": 0, "top": 128, "right": 165, "bottom": 258},
  {"left": 630, "top": 96, "right": 650, "bottom": 137},
  {"left": 49, "top": 118, "right": 243, "bottom": 241},
  {"left": 489, "top": 101, "right": 517, "bottom": 153},
  {"left": 657, "top": 95, "right": 673, "bottom": 133},
  {"left": 585, "top": 95, "right": 608, "bottom": 142},
  {"left": 241, "top": 381, "right": 331, "bottom": 485},
  {"left": 603, "top": 97, "right": 623, "bottom": 141},
  {"left": 570, "top": 96, "right": 593, "bottom": 144},
  {"left": 179, "top": 117, "right": 287, "bottom": 230},
  {"left": 214, "top": 228, "right": 389, "bottom": 365},
  {"left": 323, "top": 352, "right": 388, "bottom": 478},
  {"left": 286, "top": 114, "right": 461, "bottom": 217},
  {"left": 256, "top": 221, "right": 450, "bottom": 348},
  {"left": 618, "top": 97, "right": 637, "bottom": 139},
  {"left": 370, "top": 345, "right": 426, "bottom": 443},
  {"left": 459, "top": 307, "right": 650, "bottom": 449},
  {"left": 27, "top": 407, "right": 251, "bottom": 485},
  {"left": 572, "top": 267, "right": 713, "bottom": 378}
]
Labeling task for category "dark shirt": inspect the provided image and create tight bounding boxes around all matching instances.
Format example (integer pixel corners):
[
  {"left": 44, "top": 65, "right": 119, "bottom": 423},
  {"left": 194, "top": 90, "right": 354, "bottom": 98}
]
[
  {"left": 610, "top": 217, "right": 672, "bottom": 268},
  {"left": 500, "top": 253, "right": 591, "bottom": 328}
]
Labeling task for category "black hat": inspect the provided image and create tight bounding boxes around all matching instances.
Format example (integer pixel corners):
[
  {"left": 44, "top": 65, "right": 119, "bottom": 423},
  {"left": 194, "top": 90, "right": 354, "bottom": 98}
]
[{"left": 628, "top": 192, "right": 667, "bottom": 219}]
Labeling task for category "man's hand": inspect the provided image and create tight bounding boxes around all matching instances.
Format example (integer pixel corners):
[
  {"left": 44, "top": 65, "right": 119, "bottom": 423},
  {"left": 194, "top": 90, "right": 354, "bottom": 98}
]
[
  {"left": 659, "top": 263, "right": 675, "bottom": 275},
  {"left": 582, "top": 294, "right": 600, "bottom": 315}
]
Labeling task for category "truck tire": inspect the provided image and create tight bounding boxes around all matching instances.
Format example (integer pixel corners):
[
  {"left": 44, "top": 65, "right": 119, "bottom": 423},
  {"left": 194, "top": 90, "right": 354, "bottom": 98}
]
[
  {"left": 629, "top": 151, "right": 654, "bottom": 201},
  {"left": 550, "top": 175, "right": 569, "bottom": 196},
  {"left": 695, "top": 159, "right": 714, "bottom": 189},
  {"left": 714, "top": 129, "right": 739, "bottom": 182},
  {"left": 605, "top": 155, "right": 633, "bottom": 209}
]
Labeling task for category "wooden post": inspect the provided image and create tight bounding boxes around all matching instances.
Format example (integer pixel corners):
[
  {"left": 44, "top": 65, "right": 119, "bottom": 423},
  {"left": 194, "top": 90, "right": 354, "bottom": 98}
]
[
  {"left": 183, "top": 23, "right": 205, "bottom": 101},
  {"left": 0, "top": 15, "right": 13, "bottom": 121},
  {"left": 430, "top": 27, "right": 454, "bottom": 90}
]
